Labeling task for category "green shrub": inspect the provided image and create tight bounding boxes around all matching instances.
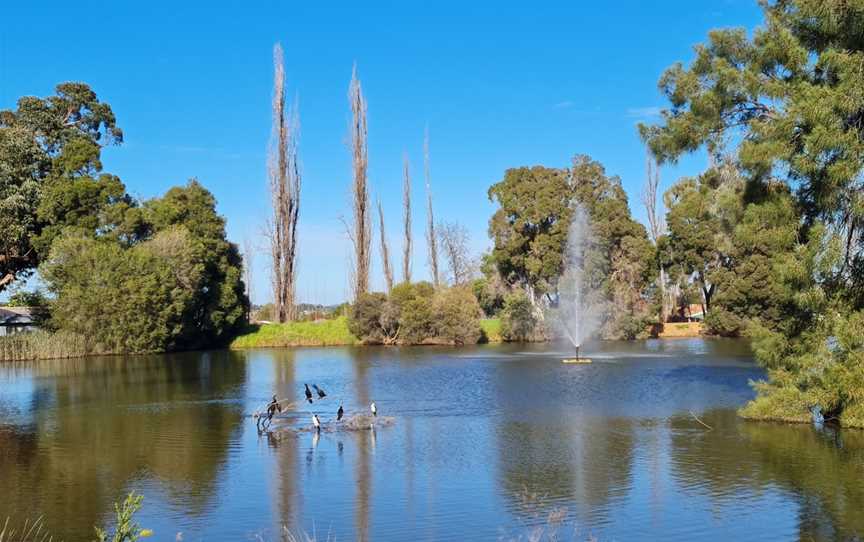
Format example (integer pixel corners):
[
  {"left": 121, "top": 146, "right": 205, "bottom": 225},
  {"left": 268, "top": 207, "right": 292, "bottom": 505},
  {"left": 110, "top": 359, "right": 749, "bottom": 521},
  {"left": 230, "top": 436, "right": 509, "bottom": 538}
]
[
  {"left": 94, "top": 492, "right": 151, "bottom": 542},
  {"left": 348, "top": 292, "right": 388, "bottom": 343},
  {"left": 347, "top": 283, "right": 483, "bottom": 345},
  {"left": 432, "top": 286, "right": 482, "bottom": 344},
  {"left": 472, "top": 277, "right": 505, "bottom": 317},
  {"left": 740, "top": 309, "right": 864, "bottom": 429},
  {"left": 500, "top": 291, "right": 538, "bottom": 342},
  {"left": 399, "top": 297, "right": 434, "bottom": 343},
  {"left": 705, "top": 308, "right": 745, "bottom": 337}
]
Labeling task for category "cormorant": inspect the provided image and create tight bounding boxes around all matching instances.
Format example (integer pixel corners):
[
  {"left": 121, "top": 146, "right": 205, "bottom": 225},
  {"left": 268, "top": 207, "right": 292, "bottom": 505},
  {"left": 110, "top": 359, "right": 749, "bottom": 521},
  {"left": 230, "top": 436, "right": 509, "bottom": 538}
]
[
  {"left": 313, "top": 384, "right": 327, "bottom": 399},
  {"left": 266, "top": 395, "right": 282, "bottom": 421},
  {"left": 370, "top": 401, "right": 377, "bottom": 417},
  {"left": 337, "top": 404, "right": 344, "bottom": 421},
  {"left": 312, "top": 413, "right": 321, "bottom": 432},
  {"left": 304, "top": 384, "right": 313, "bottom": 403}
]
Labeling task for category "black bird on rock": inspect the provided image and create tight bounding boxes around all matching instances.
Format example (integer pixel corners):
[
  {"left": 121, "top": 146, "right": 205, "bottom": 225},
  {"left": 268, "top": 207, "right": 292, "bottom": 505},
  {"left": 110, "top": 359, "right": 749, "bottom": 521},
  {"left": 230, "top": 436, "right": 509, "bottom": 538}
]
[
  {"left": 313, "top": 384, "right": 327, "bottom": 399},
  {"left": 266, "top": 395, "right": 282, "bottom": 421},
  {"left": 304, "top": 384, "right": 313, "bottom": 403},
  {"left": 337, "top": 404, "right": 344, "bottom": 421}
]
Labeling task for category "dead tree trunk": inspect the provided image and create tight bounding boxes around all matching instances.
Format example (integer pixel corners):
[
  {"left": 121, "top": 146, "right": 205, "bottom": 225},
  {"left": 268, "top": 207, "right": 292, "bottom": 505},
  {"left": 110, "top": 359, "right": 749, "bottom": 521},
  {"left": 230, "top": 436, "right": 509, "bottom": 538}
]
[
  {"left": 348, "top": 64, "right": 371, "bottom": 301},
  {"left": 423, "top": 127, "right": 440, "bottom": 288},
  {"left": 642, "top": 152, "right": 668, "bottom": 323},
  {"left": 377, "top": 199, "right": 394, "bottom": 292},
  {"left": 402, "top": 153, "right": 412, "bottom": 283},
  {"left": 267, "top": 43, "right": 301, "bottom": 322}
]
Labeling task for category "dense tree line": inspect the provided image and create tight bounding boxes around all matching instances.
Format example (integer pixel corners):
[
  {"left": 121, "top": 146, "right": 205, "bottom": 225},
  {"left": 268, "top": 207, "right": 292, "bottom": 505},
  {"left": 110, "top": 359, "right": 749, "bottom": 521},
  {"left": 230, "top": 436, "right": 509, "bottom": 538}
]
[
  {"left": 642, "top": 0, "right": 864, "bottom": 428},
  {"left": 0, "top": 83, "right": 248, "bottom": 353}
]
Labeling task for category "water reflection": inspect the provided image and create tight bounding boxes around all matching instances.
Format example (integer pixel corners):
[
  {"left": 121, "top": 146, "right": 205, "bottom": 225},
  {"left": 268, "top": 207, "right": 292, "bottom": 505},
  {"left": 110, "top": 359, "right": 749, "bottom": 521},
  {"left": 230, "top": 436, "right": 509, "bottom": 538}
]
[
  {"left": 497, "top": 417, "right": 634, "bottom": 528},
  {"left": 268, "top": 349, "right": 299, "bottom": 535},
  {"left": 670, "top": 410, "right": 864, "bottom": 541},
  {"left": 0, "top": 351, "right": 247, "bottom": 539},
  {"left": 1, "top": 341, "right": 863, "bottom": 541}
]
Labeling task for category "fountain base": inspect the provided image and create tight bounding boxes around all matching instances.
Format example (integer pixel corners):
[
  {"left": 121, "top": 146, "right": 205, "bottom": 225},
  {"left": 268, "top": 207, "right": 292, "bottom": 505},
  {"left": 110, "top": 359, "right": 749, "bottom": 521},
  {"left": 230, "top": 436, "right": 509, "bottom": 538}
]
[{"left": 562, "top": 358, "right": 592, "bottom": 364}]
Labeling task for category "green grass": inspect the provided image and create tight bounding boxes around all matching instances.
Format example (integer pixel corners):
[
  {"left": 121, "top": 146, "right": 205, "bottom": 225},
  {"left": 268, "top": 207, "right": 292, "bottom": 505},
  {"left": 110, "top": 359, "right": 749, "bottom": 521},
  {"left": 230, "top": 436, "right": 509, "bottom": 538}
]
[
  {"left": 480, "top": 318, "right": 502, "bottom": 343},
  {"left": 230, "top": 316, "right": 358, "bottom": 348}
]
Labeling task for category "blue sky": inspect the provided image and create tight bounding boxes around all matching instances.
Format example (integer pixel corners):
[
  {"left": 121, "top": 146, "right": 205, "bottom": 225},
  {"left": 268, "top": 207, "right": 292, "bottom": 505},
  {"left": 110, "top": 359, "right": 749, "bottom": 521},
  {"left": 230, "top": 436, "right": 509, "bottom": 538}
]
[{"left": 1, "top": 1, "right": 763, "bottom": 305}]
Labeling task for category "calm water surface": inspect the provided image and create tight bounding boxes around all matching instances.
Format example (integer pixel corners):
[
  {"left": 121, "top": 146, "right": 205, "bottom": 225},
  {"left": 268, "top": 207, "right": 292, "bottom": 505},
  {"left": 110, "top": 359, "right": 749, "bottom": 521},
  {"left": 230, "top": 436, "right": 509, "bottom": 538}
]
[{"left": 1, "top": 339, "right": 862, "bottom": 541}]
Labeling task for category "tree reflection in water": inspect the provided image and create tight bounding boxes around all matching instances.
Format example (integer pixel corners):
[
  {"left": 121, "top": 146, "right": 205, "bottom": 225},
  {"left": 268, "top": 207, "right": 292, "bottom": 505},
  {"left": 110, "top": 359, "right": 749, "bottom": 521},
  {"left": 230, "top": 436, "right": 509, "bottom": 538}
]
[
  {"left": 670, "top": 409, "right": 864, "bottom": 541},
  {"left": 497, "top": 416, "right": 635, "bottom": 529},
  {"left": 0, "top": 351, "right": 247, "bottom": 540}
]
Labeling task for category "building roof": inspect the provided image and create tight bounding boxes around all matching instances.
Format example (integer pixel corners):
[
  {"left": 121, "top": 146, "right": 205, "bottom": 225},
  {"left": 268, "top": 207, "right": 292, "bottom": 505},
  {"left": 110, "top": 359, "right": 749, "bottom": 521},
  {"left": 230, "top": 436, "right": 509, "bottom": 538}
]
[{"left": 0, "top": 307, "right": 35, "bottom": 326}]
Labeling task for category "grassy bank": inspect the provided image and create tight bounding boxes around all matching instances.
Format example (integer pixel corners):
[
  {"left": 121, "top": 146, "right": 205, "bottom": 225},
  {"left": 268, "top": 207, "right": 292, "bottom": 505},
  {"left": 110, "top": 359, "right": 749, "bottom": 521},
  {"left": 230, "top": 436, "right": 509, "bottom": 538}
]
[
  {"left": 658, "top": 322, "right": 704, "bottom": 338},
  {"left": 230, "top": 316, "right": 359, "bottom": 348},
  {"left": 230, "top": 316, "right": 507, "bottom": 349},
  {"left": 480, "top": 318, "right": 502, "bottom": 343}
]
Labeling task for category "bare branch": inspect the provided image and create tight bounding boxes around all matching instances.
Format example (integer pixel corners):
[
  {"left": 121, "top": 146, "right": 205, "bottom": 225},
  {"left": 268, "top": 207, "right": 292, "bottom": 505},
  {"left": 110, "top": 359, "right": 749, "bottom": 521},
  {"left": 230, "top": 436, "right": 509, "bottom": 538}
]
[
  {"left": 348, "top": 64, "right": 372, "bottom": 301},
  {"left": 438, "top": 220, "right": 473, "bottom": 285},
  {"left": 402, "top": 152, "right": 412, "bottom": 283},
  {"left": 642, "top": 150, "right": 670, "bottom": 323},
  {"left": 424, "top": 126, "right": 439, "bottom": 288},
  {"left": 267, "top": 43, "right": 301, "bottom": 322},
  {"left": 242, "top": 236, "right": 256, "bottom": 318},
  {"left": 377, "top": 199, "right": 394, "bottom": 292}
]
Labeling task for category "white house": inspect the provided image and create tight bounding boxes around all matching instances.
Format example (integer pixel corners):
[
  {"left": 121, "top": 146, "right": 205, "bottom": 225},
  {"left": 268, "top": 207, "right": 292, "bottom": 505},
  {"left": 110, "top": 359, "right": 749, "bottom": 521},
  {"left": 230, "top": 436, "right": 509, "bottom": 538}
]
[{"left": 0, "top": 307, "right": 37, "bottom": 337}]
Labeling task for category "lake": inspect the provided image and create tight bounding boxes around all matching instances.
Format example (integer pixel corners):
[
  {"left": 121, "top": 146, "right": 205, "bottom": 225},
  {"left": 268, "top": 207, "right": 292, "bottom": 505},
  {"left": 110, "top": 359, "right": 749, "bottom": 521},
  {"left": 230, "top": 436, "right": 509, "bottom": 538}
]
[{"left": 1, "top": 339, "right": 862, "bottom": 541}]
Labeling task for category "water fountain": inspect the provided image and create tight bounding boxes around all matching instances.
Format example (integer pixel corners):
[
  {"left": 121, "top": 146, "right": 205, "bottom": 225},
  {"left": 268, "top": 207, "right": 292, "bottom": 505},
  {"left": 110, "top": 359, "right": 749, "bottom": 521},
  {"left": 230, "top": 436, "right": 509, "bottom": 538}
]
[{"left": 557, "top": 204, "right": 601, "bottom": 364}]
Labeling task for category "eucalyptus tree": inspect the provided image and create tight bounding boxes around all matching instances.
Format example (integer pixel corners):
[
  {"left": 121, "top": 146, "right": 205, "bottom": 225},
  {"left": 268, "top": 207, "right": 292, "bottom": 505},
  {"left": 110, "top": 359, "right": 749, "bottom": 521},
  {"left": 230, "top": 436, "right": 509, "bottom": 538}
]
[{"left": 0, "top": 82, "right": 142, "bottom": 293}]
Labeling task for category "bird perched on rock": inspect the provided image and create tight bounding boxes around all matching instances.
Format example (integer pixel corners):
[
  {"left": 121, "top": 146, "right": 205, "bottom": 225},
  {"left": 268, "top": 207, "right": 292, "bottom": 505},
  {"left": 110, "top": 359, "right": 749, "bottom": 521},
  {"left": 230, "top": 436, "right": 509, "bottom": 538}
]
[
  {"left": 313, "top": 384, "right": 327, "bottom": 399},
  {"left": 370, "top": 401, "right": 377, "bottom": 417},
  {"left": 337, "top": 404, "right": 344, "bottom": 421},
  {"left": 312, "top": 414, "right": 321, "bottom": 432},
  {"left": 304, "top": 384, "right": 313, "bottom": 404},
  {"left": 266, "top": 395, "right": 282, "bottom": 421}
]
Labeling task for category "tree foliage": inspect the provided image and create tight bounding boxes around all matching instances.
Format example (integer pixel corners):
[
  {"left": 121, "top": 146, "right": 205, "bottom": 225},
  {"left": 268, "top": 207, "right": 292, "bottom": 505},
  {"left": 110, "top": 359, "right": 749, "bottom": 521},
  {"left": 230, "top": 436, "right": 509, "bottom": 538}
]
[
  {"left": 143, "top": 180, "right": 247, "bottom": 348},
  {"left": 500, "top": 291, "right": 540, "bottom": 342},
  {"left": 487, "top": 155, "right": 655, "bottom": 339},
  {"left": 642, "top": 0, "right": 864, "bottom": 426},
  {"left": 2, "top": 83, "right": 248, "bottom": 353},
  {"left": 0, "top": 83, "right": 135, "bottom": 292},
  {"left": 41, "top": 181, "right": 247, "bottom": 353}
]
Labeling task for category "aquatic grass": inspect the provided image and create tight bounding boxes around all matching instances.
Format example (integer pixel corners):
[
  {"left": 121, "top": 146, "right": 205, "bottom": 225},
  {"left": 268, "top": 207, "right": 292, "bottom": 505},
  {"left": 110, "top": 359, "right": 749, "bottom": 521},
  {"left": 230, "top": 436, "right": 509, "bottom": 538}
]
[
  {"left": 0, "top": 330, "right": 94, "bottom": 362},
  {"left": 0, "top": 516, "right": 55, "bottom": 542},
  {"left": 278, "top": 526, "right": 335, "bottom": 542},
  {"left": 230, "top": 316, "right": 358, "bottom": 348}
]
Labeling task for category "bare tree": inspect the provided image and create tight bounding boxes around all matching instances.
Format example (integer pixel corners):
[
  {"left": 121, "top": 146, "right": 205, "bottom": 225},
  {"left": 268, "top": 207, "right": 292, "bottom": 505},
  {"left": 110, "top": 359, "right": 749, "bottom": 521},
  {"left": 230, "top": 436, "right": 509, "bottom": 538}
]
[
  {"left": 641, "top": 152, "right": 670, "bottom": 322},
  {"left": 348, "top": 64, "right": 371, "bottom": 301},
  {"left": 424, "top": 126, "right": 440, "bottom": 287},
  {"left": 242, "top": 236, "right": 255, "bottom": 320},
  {"left": 377, "top": 199, "right": 394, "bottom": 292},
  {"left": 438, "top": 220, "right": 473, "bottom": 285},
  {"left": 266, "top": 43, "right": 301, "bottom": 323},
  {"left": 402, "top": 153, "right": 412, "bottom": 283}
]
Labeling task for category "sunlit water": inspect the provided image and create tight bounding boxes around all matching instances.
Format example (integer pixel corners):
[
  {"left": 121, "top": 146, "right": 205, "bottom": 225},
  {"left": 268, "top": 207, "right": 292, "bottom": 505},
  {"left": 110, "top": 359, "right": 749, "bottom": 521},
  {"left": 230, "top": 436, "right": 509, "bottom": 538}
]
[{"left": 1, "top": 339, "right": 862, "bottom": 541}]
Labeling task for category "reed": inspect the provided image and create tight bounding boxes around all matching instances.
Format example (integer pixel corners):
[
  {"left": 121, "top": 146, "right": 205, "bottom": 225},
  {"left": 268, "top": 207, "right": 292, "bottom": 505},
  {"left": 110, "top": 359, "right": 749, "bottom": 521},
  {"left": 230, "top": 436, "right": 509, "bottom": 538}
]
[
  {"left": 0, "top": 516, "right": 54, "bottom": 542},
  {"left": 0, "top": 330, "right": 92, "bottom": 362}
]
